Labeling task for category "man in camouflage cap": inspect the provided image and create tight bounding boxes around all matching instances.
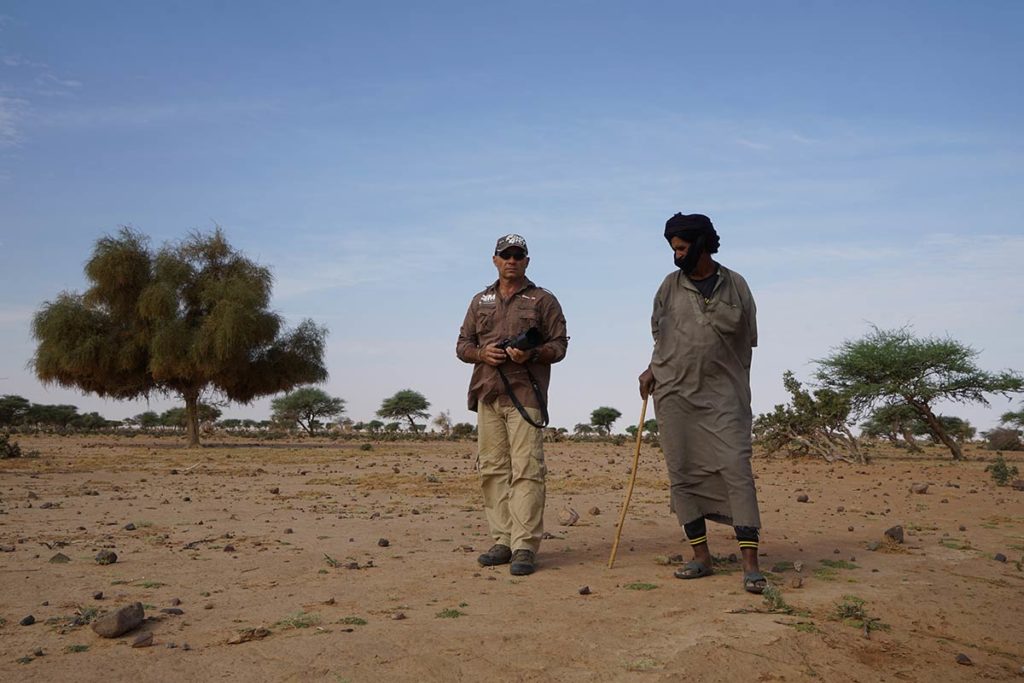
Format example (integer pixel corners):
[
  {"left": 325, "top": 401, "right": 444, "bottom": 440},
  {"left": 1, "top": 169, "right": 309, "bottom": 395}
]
[{"left": 456, "top": 234, "right": 569, "bottom": 575}]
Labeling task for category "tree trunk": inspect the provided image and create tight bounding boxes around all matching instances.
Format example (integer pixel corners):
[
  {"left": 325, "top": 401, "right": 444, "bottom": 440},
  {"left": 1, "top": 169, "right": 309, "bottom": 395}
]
[
  {"left": 406, "top": 415, "right": 418, "bottom": 433},
  {"left": 184, "top": 392, "right": 201, "bottom": 448},
  {"left": 908, "top": 399, "right": 962, "bottom": 460},
  {"left": 899, "top": 425, "right": 922, "bottom": 453}
]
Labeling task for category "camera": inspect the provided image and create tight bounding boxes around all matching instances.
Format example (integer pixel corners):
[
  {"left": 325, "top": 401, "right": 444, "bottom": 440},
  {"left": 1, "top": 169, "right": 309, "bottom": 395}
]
[{"left": 497, "top": 326, "right": 543, "bottom": 351}]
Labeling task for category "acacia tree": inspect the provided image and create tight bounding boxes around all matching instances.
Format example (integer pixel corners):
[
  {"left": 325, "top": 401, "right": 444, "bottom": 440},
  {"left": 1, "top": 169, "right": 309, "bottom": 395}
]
[
  {"left": 32, "top": 228, "right": 328, "bottom": 447},
  {"left": 590, "top": 406, "right": 622, "bottom": 436},
  {"left": 377, "top": 389, "right": 430, "bottom": 432},
  {"left": 815, "top": 326, "right": 1023, "bottom": 460},
  {"left": 270, "top": 386, "right": 345, "bottom": 436},
  {"left": 753, "top": 370, "right": 862, "bottom": 463}
]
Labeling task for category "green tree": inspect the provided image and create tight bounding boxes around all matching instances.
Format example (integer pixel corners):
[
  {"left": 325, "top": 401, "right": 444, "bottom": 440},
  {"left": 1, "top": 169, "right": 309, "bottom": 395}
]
[
  {"left": 270, "top": 386, "right": 345, "bottom": 436},
  {"left": 26, "top": 403, "right": 80, "bottom": 428},
  {"left": 451, "top": 422, "right": 475, "bottom": 438},
  {"left": 860, "top": 403, "right": 924, "bottom": 452},
  {"left": 32, "top": 228, "right": 328, "bottom": 447},
  {"left": 0, "top": 395, "right": 31, "bottom": 426},
  {"left": 753, "top": 371, "right": 862, "bottom": 463},
  {"left": 367, "top": 419, "right": 385, "bottom": 434},
  {"left": 160, "top": 407, "right": 187, "bottom": 429},
  {"left": 815, "top": 326, "right": 1023, "bottom": 460},
  {"left": 643, "top": 418, "right": 659, "bottom": 436},
  {"left": 377, "top": 389, "right": 430, "bottom": 433},
  {"left": 573, "top": 423, "right": 594, "bottom": 437},
  {"left": 590, "top": 406, "right": 622, "bottom": 436},
  {"left": 1001, "top": 405, "right": 1024, "bottom": 429},
  {"left": 134, "top": 411, "right": 161, "bottom": 428}
]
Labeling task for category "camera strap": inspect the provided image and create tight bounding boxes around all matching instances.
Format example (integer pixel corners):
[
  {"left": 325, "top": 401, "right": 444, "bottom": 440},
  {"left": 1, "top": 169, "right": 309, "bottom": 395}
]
[{"left": 496, "top": 365, "right": 549, "bottom": 429}]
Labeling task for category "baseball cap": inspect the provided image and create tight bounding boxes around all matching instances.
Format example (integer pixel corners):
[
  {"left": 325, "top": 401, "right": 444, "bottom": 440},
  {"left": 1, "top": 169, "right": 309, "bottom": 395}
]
[{"left": 494, "top": 233, "right": 528, "bottom": 255}]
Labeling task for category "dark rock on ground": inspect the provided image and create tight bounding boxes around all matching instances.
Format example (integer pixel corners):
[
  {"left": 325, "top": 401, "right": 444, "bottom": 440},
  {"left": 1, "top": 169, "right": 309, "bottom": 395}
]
[
  {"left": 588, "top": 506, "right": 601, "bottom": 516},
  {"left": 994, "top": 553, "right": 1007, "bottom": 562},
  {"left": 20, "top": 615, "right": 35, "bottom": 626},
  {"left": 49, "top": 553, "right": 70, "bottom": 563},
  {"left": 161, "top": 608, "right": 184, "bottom": 615},
  {"left": 92, "top": 602, "right": 145, "bottom": 638},
  {"left": 955, "top": 653, "right": 972, "bottom": 666},
  {"left": 123, "top": 523, "right": 136, "bottom": 531},
  {"left": 93, "top": 591, "right": 104, "bottom": 600},
  {"left": 796, "top": 494, "right": 809, "bottom": 503},
  {"left": 578, "top": 586, "right": 592, "bottom": 595},
  {"left": 884, "top": 525, "right": 904, "bottom": 544},
  {"left": 910, "top": 483, "right": 929, "bottom": 494},
  {"left": 223, "top": 545, "right": 235, "bottom": 553},
  {"left": 131, "top": 632, "right": 154, "bottom": 648},
  {"left": 377, "top": 538, "right": 390, "bottom": 547},
  {"left": 95, "top": 549, "right": 117, "bottom": 565}
]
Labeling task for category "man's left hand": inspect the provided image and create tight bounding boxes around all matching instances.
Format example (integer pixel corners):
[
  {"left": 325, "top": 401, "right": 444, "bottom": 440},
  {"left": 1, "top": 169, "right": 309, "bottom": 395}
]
[{"left": 506, "top": 348, "right": 530, "bottom": 364}]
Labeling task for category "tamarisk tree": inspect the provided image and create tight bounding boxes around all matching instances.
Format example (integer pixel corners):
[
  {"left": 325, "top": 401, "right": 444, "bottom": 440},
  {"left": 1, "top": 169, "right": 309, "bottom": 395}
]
[
  {"left": 32, "top": 228, "right": 328, "bottom": 447},
  {"left": 753, "top": 371, "right": 862, "bottom": 463}
]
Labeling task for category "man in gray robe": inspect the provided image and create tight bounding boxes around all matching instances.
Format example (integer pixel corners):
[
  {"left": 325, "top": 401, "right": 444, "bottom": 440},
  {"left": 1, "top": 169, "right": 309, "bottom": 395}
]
[{"left": 638, "top": 212, "right": 766, "bottom": 594}]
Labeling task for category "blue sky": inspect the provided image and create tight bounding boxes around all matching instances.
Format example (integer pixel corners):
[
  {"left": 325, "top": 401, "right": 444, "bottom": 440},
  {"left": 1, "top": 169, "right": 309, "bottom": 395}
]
[{"left": 1, "top": 1, "right": 1022, "bottom": 432}]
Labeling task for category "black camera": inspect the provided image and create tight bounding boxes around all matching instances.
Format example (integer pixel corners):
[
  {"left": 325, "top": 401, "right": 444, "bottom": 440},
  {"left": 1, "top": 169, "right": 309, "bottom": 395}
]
[{"left": 497, "top": 326, "right": 543, "bottom": 351}]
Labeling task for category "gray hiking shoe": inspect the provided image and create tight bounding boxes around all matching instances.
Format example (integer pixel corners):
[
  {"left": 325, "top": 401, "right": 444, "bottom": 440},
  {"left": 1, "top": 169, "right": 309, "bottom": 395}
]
[
  {"left": 477, "top": 544, "right": 512, "bottom": 566},
  {"left": 509, "top": 549, "right": 536, "bottom": 576}
]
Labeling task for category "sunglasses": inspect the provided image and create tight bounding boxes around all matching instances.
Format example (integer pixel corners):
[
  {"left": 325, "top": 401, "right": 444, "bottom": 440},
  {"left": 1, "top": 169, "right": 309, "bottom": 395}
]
[{"left": 496, "top": 250, "right": 527, "bottom": 261}]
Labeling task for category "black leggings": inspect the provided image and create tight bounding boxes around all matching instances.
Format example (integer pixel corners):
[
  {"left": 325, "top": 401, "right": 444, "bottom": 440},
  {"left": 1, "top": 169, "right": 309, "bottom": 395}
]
[{"left": 684, "top": 516, "right": 759, "bottom": 548}]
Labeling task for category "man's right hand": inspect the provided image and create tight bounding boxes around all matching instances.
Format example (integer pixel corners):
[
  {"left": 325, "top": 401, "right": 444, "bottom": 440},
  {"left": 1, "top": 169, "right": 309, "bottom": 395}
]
[
  {"left": 479, "top": 344, "right": 507, "bottom": 367},
  {"left": 638, "top": 367, "right": 655, "bottom": 399}
]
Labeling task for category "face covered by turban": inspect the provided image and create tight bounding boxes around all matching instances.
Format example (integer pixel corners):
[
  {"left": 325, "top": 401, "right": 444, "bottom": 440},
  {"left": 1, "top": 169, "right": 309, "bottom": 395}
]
[{"left": 664, "top": 213, "right": 720, "bottom": 275}]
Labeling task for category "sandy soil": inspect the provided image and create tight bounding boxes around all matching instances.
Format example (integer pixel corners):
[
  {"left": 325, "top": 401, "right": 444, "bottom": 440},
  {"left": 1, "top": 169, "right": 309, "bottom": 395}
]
[{"left": 1, "top": 434, "right": 1022, "bottom": 682}]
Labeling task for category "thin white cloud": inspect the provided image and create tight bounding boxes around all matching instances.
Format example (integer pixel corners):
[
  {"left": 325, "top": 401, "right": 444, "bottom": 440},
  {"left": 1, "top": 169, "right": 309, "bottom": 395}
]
[
  {"left": 0, "top": 96, "right": 26, "bottom": 145},
  {"left": 36, "top": 72, "right": 82, "bottom": 89},
  {"left": 735, "top": 137, "right": 771, "bottom": 150}
]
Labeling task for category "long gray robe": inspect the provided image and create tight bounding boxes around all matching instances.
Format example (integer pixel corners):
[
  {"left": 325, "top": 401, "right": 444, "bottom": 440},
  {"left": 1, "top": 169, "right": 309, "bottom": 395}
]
[{"left": 650, "top": 265, "right": 761, "bottom": 529}]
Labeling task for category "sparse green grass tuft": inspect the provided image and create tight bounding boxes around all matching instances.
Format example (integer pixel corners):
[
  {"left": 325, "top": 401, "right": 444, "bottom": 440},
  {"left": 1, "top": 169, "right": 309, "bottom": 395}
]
[
  {"left": 338, "top": 616, "right": 367, "bottom": 625},
  {"left": 625, "top": 656, "right": 660, "bottom": 672},
  {"left": 65, "top": 644, "right": 89, "bottom": 653},
  {"left": 625, "top": 582, "right": 658, "bottom": 591},
  {"left": 436, "top": 608, "right": 464, "bottom": 618},
  {"left": 137, "top": 581, "right": 165, "bottom": 589},
  {"left": 832, "top": 595, "right": 890, "bottom": 632},
  {"left": 276, "top": 611, "right": 320, "bottom": 629}
]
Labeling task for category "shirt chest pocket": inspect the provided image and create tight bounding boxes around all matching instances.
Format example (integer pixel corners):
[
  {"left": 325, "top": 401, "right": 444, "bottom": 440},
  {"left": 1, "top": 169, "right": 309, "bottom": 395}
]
[
  {"left": 515, "top": 304, "right": 540, "bottom": 335},
  {"left": 707, "top": 298, "right": 743, "bottom": 336},
  {"left": 476, "top": 307, "right": 497, "bottom": 334}
]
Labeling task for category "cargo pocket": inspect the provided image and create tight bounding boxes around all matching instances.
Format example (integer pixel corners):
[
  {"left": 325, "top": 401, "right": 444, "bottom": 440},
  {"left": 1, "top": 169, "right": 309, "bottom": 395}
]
[{"left": 709, "top": 299, "right": 743, "bottom": 336}]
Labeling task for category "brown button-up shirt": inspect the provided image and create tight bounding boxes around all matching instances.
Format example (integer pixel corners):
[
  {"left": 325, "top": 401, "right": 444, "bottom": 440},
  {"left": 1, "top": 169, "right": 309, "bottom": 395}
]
[{"left": 456, "top": 278, "right": 569, "bottom": 412}]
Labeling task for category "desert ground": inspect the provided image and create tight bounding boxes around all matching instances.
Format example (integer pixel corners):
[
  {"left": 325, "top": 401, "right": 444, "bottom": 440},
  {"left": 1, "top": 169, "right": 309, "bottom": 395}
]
[{"left": 1, "top": 434, "right": 1022, "bottom": 682}]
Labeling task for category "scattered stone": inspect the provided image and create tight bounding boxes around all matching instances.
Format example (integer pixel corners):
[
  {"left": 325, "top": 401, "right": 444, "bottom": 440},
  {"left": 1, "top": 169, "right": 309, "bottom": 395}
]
[
  {"left": 391, "top": 612, "right": 407, "bottom": 620},
  {"left": 669, "top": 554, "right": 685, "bottom": 564},
  {"left": 93, "top": 591, "right": 104, "bottom": 600},
  {"left": 848, "top": 526, "right": 855, "bottom": 532},
  {"left": 33, "top": 649, "right": 44, "bottom": 657},
  {"left": 959, "top": 525, "right": 967, "bottom": 532},
  {"left": 793, "top": 561, "right": 803, "bottom": 573},
  {"left": 227, "top": 627, "right": 271, "bottom": 644},
  {"left": 910, "top": 483, "right": 929, "bottom": 494},
  {"left": 1010, "top": 480, "right": 1024, "bottom": 491},
  {"left": 182, "top": 643, "right": 192, "bottom": 651},
  {"left": 170, "top": 598, "right": 181, "bottom": 606},
  {"left": 867, "top": 541, "right": 882, "bottom": 552},
  {"left": 541, "top": 532, "right": 557, "bottom": 540},
  {"left": 588, "top": 506, "right": 601, "bottom": 516},
  {"left": 789, "top": 577, "right": 803, "bottom": 589},
  {"left": 166, "top": 642, "right": 177, "bottom": 649},
  {"left": 204, "top": 603, "right": 214, "bottom": 610},
  {"left": 27, "top": 491, "right": 39, "bottom": 500},
  {"left": 377, "top": 538, "right": 390, "bottom": 547},
  {"left": 49, "top": 552, "right": 70, "bottom": 564},
  {"left": 95, "top": 549, "right": 118, "bottom": 565},
  {"left": 558, "top": 507, "right": 580, "bottom": 526},
  {"left": 123, "top": 522, "right": 136, "bottom": 531},
  {"left": 161, "top": 608, "right": 184, "bottom": 615},
  {"left": 796, "top": 494, "right": 809, "bottom": 503},
  {"left": 836, "top": 506, "right": 845, "bottom": 512},
  {"left": 269, "top": 487, "right": 280, "bottom": 495},
  {"left": 578, "top": 586, "right": 592, "bottom": 595},
  {"left": 324, "top": 597, "right": 335, "bottom": 605},
  {"left": 344, "top": 562, "right": 360, "bottom": 570},
  {"left": 223, "top": 545, "right": 235, "bottom": 553},
  {"left": 1, "top": 545, "right": 15, "bottom": 552},
  {"left": 884, "top": 525, "right": 904, "bottom": 544},
  {"left": 994, "top": 553, "right": 1007, "bottom": 563},
  {"left": 92, "top": 602, "right": 145, "bottom": 638},
  {"left": 411, "top": 509, "right": 420, "bottom": 515},
  {"left": 833, "top": 548, "right": 841, "bottom": 554},
  {"left": 39, "top": 502, "right": 57, "bottom": 509},
  {"left": 283, "top": 528, "right": 293, "bottom": 534},
  {"left": 955, "top": 653, "right": 973, "bottom": 666},
  {"left": 20, "top": 615, "right": 35, "bottom": 626},
  {"left": 131, "top": 632, "right": 154, "bottom": 648}
]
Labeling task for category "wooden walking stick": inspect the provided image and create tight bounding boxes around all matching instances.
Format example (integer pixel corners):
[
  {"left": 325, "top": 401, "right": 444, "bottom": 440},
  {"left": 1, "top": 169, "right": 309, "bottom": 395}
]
[{"left": 608, "top": 395, "right": 648, "bottom": 569}]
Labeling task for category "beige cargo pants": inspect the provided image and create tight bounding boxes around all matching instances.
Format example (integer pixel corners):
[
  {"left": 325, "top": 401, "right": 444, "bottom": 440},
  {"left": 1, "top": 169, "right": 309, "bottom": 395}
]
[{"left": 477, "top": 399, "right": 547, "bottom": 553}]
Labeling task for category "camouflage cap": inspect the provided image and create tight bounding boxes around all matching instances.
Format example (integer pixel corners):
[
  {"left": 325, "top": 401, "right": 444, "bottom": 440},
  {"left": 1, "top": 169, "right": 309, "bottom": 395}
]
[{"left": 494, "top": 233, "right": 528, "bottom": 255}]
